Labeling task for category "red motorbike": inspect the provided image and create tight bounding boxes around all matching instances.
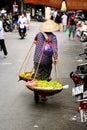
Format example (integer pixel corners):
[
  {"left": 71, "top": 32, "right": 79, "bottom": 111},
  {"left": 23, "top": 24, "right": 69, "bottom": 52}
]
[{"left": 70, "top": 63, "right": 87, "bottom": 122}]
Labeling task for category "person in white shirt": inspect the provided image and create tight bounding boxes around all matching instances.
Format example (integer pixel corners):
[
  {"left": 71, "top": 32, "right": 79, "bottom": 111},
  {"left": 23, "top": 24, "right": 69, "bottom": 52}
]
[
  {"left": 0, "top": 15, "right": 8, "bottom": 58},
  {"left": 26, "top": 9, "right": 31, "bottom": 25},
  {"left": 53, "top": 9, "right": 58, "bottom": 21},
  {"left": 18, "top": 12, "right": 27, "bottom": 35},
  {"left": 61, "top": 12, "right": 68, "bottom": 31},
  {"left": 18, "top": 12, "right": 27, "bottom": 25}
]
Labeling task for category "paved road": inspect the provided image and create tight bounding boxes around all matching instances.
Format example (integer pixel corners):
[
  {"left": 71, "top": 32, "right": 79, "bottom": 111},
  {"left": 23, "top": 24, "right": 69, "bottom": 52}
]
[{"left": 0, "top": 21, "right": 87, "bottom": 130}]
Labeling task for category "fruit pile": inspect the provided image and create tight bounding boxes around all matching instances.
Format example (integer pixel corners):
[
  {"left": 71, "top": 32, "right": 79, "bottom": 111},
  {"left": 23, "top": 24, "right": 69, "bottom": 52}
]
[
  {"left": 19, "top": 71, "right": 35, "bottom": 81},
  {"left": 26, "top": 80, "right": 62, "bottom": 90},
  {"left": 26, "top": 80, "right": 37, "bottom": 87},
  {"left": 36, "top": 80, "right": 62, "bottom": 89}
]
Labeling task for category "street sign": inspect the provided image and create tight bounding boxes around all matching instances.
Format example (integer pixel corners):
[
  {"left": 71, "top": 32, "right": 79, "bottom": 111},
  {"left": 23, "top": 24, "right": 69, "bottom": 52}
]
[{"left": 13, "top": 4, "right": 18, "bottom": 13}]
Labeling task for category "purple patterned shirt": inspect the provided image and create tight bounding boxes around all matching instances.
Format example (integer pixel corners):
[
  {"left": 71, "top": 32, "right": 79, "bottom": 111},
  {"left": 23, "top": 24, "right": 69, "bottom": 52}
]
[{"left": 33, "top": 32, "right": 58, "bottom": 64}]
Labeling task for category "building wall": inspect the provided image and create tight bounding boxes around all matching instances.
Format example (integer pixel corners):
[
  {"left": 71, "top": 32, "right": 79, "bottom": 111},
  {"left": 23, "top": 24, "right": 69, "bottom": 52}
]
[
  {"left": 45, "top": 7, "right": 51, "bottom": 20},
  {"left": 0, "top": 0, "right": 14, "bottom": 11}
]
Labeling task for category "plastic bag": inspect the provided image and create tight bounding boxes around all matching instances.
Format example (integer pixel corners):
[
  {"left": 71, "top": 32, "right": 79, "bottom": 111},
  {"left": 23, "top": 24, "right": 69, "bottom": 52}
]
[{"left": 66, "top": 28, "right": 70, "bottom": 35}]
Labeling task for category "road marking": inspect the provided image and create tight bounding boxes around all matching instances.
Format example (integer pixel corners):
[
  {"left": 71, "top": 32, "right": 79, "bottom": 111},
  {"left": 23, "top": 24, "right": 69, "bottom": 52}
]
[
  {"left": 77, "top": 59, "right": 83, "bottom": 62},
  {"left": 70, "top": 115, "right": 80, "bottom": 121},
  {"left": 33, "top": 125, "right": 39, "bottom": 128},
  {"left": 0, "top": 62, "right": 12, "bottom": 65}
]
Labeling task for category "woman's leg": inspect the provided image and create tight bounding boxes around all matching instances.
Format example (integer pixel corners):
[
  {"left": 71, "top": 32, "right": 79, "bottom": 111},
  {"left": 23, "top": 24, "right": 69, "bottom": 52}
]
[
  {"left": 0, "top": 39, "right": 8, "bottom": 56},
  {"left": 69, "top": 26, "right": 72, "bottom": 38},
  {"left": 72, "top": 25, "right": 76, "bottom": 38}
]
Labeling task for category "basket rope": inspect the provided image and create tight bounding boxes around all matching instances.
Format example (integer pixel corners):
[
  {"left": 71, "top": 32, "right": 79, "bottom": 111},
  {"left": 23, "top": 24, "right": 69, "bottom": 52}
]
[
  {"left": 19, "top": 43, "right": 34, "bottom": 74},
  {"left": 33, "top": 44, "right": 44, "bottom": 80},
  {"left": 54, "top": 63, "right": 63, "bottom": 85}
]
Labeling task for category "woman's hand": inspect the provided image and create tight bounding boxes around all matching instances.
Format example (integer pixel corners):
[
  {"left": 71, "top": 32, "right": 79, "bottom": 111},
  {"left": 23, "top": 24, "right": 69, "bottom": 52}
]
[
  {"left": 53, "top": 59, "right": 58, "bottom": 65},
  {"left": 33, "top": 40, "right": 37, "bottom": 44}
]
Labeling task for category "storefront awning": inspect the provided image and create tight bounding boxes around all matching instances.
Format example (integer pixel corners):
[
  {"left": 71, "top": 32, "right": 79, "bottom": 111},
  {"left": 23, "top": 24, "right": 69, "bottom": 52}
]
[
  {"left": 23, "top": 0, "right": 62, "bottom": 9},
  {"left": 66, "top": 0, "right": 87, "bottom": 10},
  {"left": 23, "top": 0, "right": 87, "bottom": 10}
]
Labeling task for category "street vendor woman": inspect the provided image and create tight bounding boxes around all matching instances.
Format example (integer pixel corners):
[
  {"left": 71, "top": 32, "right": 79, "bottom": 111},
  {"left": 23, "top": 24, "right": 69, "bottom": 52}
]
[{"left": 33, "top": 19, "right": 59, "bottom": 101}]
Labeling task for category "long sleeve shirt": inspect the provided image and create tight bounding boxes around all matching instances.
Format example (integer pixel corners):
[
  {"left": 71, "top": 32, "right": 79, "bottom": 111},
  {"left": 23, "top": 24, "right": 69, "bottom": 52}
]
[
  {"left": 0, "top": 20, "right": 4, "bottom": 39},
  {"left": 33, "top": 32, "right": 58, "bottom": 65}
]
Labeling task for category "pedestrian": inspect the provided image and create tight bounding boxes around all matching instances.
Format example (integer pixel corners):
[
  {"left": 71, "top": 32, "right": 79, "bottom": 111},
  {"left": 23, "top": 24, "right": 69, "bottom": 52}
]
[
  {"left": 50, "top": 8, "right": 54, "bottom": 20},
  {"left": 26, "top": 9, "right": 31, "bottom": 29},
  {"left": 8, "top": 11, "right": 13, "bottom": 32},
  {"left": 18, "top": 12, "right": 27, "bottom": 35},
  {"left": 0, "top": 15, "right": 8, "bottom": 58},
  {"left": 68, "top": 13, "right": 77, "bottom": 40},
  {"left": 12, "top": 12, "right": 18, "bottom": 32},
  {"left": 55, "top": 11, "right": 62, "bottom": 31},
  {"left": 53, "top": 9, "right": 58, "bottom": 21},
  {"left": 18, "top": 12, "right": 27, "bottom": 24},
  {"left": 61, "top": 12, "right": 68, "bottom": 32},
  {"left": 33, "top": 19, "right": 59, "bottom": 101}
]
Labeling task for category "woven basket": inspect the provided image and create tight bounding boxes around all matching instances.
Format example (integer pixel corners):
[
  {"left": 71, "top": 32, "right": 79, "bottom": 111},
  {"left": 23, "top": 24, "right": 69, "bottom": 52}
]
[
  {"left": 26, "top": 84, "right": 63, "bottom": 96},
  {"left": 19, "top": 76, "right": 33, "bottom": 81},
  {"left": 19, "top": 72, "right": 35, "bottom": 81}
]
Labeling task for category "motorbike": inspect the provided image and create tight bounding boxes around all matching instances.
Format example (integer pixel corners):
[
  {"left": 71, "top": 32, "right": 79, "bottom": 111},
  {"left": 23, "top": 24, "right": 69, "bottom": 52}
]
[
  {"left": 76, "top": 21, "right": 87, "bottom": 42},
  {"left": 34, "top": 9, "right": 45, "bottom": 22},
  {"left": 36, "top": 14, "right": 45, "bottom": 22},
  {"left": 70, "top": 63, "right": 87, "bottom": 122},
  {"left": 3, "top": 18, "right": 10, "bottom": 32},
  {"left": 80, "top": 21, "right": 87, "bottom": 42},
  {"left": 79, "top": 48, "right": 87, "bottom": 59},
  {"left": 18, "top": 22, "right": 26, "bottom": 39},
  {"left": 80, "top": 31, "right": 87, "bottom": 42}
]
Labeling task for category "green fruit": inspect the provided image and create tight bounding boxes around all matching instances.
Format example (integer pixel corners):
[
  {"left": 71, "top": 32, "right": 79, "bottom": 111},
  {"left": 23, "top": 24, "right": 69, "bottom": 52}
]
[{"left": 36, "top": 80, "right": 62, "bottom": 89}]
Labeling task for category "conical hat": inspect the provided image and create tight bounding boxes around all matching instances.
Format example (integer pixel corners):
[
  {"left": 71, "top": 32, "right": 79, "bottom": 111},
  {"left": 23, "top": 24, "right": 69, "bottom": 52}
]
[
  {"left": 39, "top": 19, "right": 59, "bottom": 32},
  {"left": 1, "top": 9, "right": 6, "bottom": 14}
]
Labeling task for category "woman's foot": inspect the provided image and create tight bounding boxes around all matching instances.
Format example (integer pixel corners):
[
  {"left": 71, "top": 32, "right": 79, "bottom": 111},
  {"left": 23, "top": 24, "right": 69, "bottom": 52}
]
[
  {"left": 41, "top": 95, "right": 48, "bottom": 101},
  {"left": 34, "top": 92, "right": 40, "bottom": 103},
  {"left": 3, "top": 55, "right": 8, "bottom": 58}
]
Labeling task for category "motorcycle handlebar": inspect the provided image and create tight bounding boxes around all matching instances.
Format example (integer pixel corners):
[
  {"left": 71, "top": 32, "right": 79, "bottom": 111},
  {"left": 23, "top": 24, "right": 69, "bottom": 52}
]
[
  {"left": 19, "top": 22, "right": 26, "bottom": 24},
  {"left": 79, "top": 52, "right": 85, "bottom": 56}
]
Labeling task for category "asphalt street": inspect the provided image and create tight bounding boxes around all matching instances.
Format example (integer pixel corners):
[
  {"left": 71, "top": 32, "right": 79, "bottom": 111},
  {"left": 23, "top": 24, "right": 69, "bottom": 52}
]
[{"left": 0, "top": 21, "right": 87, "bottom": 130}]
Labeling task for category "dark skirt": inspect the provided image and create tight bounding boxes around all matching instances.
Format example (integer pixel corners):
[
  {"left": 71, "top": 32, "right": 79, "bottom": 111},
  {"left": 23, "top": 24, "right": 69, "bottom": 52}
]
[{"left": 34, "top": 62, "right": 52, "bottom": 80}]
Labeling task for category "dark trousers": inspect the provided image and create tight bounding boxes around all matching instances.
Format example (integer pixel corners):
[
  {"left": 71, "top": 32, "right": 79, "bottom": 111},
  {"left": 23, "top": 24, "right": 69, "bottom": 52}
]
[
  {"left": 0, "top": 39, "right": 8, "bottom": 55},
  {"left": 34, "top": 62, "right": 52, "bottom": 80},
  {"left": 69, "top": 25, "right": 76, "bottom": 38}
]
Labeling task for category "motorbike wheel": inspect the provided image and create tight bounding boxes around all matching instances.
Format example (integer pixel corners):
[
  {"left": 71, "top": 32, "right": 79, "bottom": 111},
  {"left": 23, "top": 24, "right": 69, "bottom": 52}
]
[
  {"left": 20, "top": 32, "right": 24, "bottom": 39},
  {"left": 80, "top": 34, "right": 87, "bottom": 42},
  {"left": 4, "top": 25, "right": 10, "bottom": 32}
]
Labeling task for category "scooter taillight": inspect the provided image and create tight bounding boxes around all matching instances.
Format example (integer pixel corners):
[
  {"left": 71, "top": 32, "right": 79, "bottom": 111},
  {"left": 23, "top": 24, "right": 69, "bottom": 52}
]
[
  {"left": 72, "top": 76, "right": 82, "bottom": 85},
  {"left": 80, "top": 102, "right": 87, "bottom": 109}
]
